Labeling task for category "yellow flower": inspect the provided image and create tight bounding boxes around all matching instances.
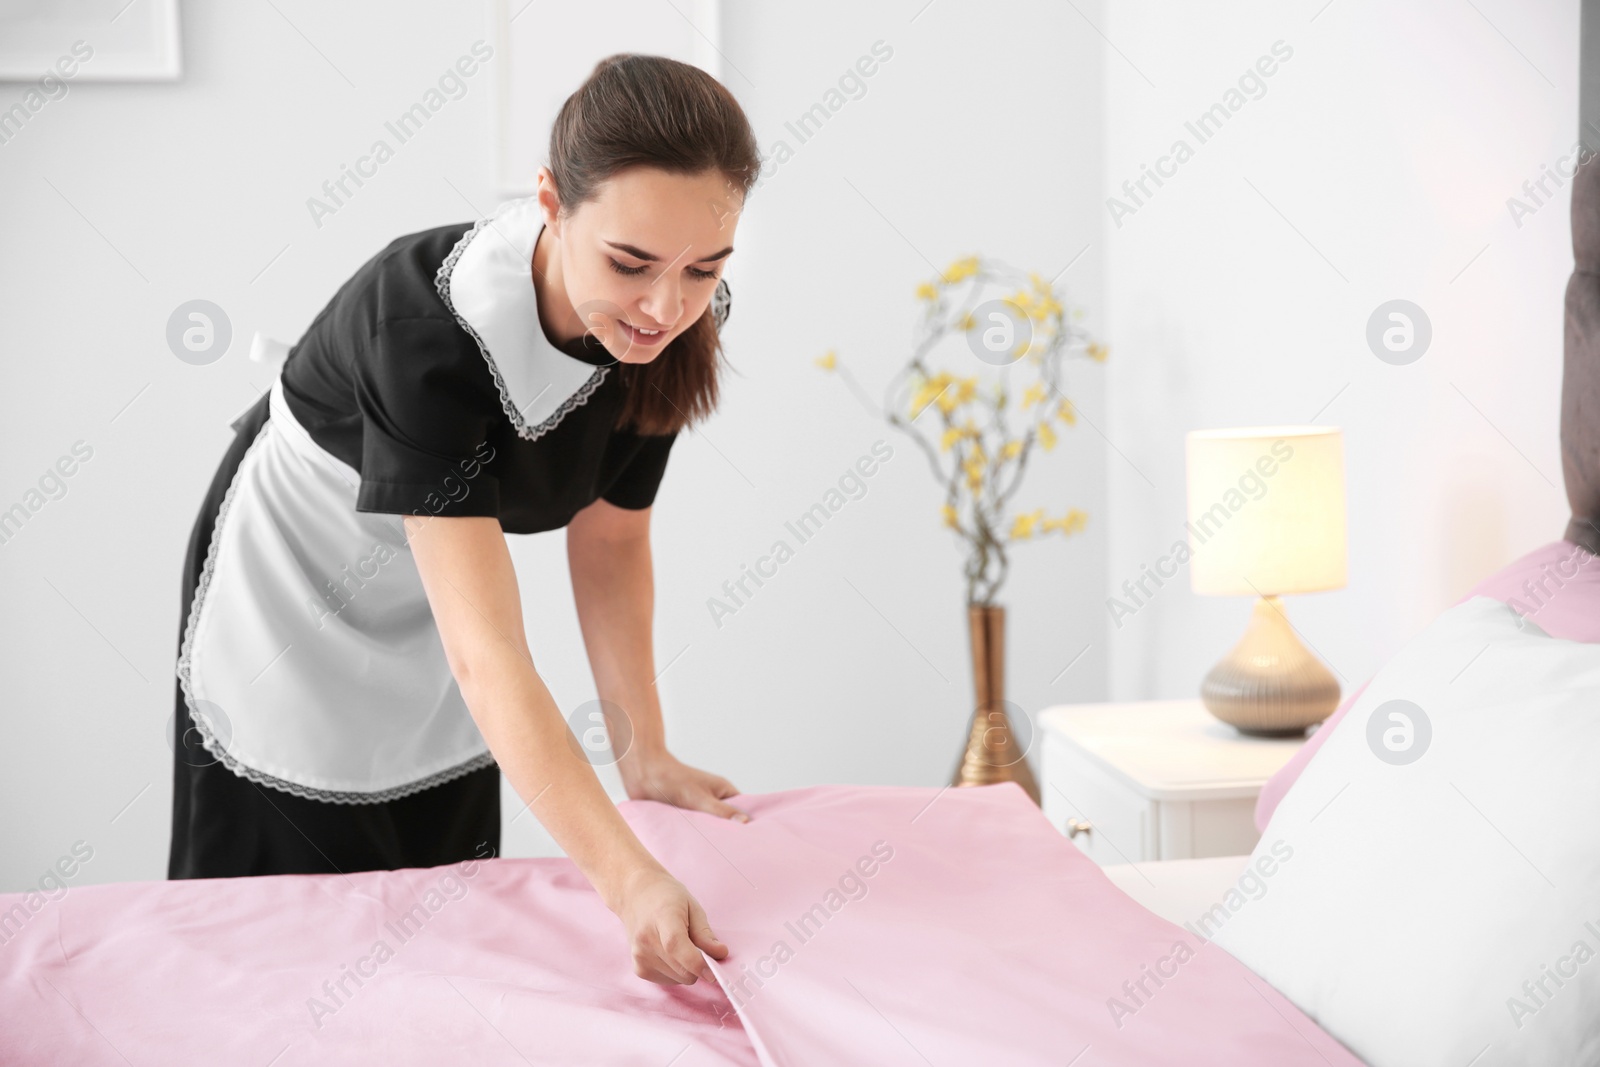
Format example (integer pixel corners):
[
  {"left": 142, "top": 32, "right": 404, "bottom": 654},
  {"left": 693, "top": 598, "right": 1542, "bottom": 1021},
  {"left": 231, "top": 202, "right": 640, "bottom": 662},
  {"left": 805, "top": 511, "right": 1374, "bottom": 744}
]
[
  {"left": 1042, "top": 508, "right": 1088, "bottom": 535},
  {"left": 1020, "top": 382, "right": 1047, "bottom": 409},
  {"left": 1039, "top": 423, "right": 1058, "bottom": 451},
  {"left": 942, "top": 256, "right": 979, "bottom": 284},
  {"left": 1086, "top": 341, "right": 1108, "bottom": 362},
  {"left": 1055, "top": 398, "right": 1076, "bottom": 425},
  {"left": 916, "top": 281, "right": 940, "bottom": 301},
  {"left": 941, "top": 503, "right": 958, "bottom": 528},
  {"left": 814, "top": 349, "right": 837, "bottom": 370},
  {"left": 956, "top": 312, "right": 977, "bottom": 332},
  {"left": 1001, "top": 440, "right": 1021, "bottom": 460},
  {"left": 929, "top": 374, "right": 966, "bottom": 414},
  {"left": 1029, "top": 270, "right": 1048, "bottom": 293},
  {"left": 956, "top": 377, "right": 978, "bottom": 403},
  {"left": 963, "top": 454, "right": 985, "bottom": 490},
  {"left": 940, "top": 426, "right": 964, "bottom": 452},
  {"left": 910, "top": 372, "right": 954, "bottom": 416},
  {"left": 1010, "top": 508, "right": 1045, "bottom": 539}
]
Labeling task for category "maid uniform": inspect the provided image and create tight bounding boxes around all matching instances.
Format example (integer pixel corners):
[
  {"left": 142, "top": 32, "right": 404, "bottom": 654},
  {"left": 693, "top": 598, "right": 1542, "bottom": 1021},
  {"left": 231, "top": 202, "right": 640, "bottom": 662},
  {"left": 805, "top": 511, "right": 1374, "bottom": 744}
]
[{"left": 169, "top": 195, "right": 730, "bottom": 879}]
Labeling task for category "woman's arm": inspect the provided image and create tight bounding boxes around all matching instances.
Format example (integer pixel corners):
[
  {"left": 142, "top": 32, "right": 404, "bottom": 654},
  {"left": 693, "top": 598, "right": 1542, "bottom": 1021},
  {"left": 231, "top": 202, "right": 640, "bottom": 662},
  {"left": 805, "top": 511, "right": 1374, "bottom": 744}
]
[
  {"left": 566, "top": 498, "right": 749, "bottom": 822},
  {"left": 402, "top": 512, "right": 726, "bottom": 985}
]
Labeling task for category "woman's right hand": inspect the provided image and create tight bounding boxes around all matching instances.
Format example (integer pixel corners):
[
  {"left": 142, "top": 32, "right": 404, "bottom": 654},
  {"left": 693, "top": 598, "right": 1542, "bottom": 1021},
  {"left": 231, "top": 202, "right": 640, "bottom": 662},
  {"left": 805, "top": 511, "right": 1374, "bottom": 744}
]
[
  {"left": 405, "top": 515, "right": 730, "bottom": 986},
  {"left": 611, "top": 865, "right": 728, "bottom": 985}
]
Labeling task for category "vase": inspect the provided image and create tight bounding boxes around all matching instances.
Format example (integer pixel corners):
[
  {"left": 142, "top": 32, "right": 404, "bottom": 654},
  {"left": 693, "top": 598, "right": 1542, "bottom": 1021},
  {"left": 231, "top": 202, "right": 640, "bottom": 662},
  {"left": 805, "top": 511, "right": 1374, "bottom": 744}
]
[{"left": 950, "top": 603, "right": 1040, "bottom": 804}]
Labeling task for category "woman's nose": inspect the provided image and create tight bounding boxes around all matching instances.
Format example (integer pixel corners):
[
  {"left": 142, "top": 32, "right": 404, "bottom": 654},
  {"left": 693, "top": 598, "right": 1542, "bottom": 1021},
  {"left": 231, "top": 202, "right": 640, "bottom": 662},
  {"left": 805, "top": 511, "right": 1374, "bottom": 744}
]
[{"left": 638, "top": 279, "right": 683, "bottom": 329}]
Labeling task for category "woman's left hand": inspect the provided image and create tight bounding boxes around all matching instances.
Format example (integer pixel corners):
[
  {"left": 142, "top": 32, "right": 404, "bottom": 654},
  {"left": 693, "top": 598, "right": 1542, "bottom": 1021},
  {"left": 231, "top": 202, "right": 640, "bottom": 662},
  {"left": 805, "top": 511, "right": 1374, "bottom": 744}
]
[{"left": 620, "top": 750, "right": 751, "bottom": 823}]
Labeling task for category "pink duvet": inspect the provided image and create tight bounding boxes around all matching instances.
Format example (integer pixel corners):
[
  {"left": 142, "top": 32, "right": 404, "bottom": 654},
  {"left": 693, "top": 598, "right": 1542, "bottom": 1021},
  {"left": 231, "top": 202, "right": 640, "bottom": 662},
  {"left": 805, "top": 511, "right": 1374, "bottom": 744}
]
[{"left": 0, "top": 782, "right": 1359, "bottom": 1065}]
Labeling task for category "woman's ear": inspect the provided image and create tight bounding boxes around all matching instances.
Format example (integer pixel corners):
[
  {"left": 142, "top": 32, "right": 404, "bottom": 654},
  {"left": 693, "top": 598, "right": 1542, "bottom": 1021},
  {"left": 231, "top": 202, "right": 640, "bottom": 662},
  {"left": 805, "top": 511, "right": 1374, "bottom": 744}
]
[{"left": 534, "top": 167, "right": 562, "bottom": 234}]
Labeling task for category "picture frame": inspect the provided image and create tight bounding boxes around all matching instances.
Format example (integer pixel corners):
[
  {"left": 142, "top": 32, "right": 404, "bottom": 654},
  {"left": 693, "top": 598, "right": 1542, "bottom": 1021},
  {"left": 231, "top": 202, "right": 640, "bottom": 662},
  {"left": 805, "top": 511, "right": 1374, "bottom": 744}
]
[
  {"left": 490, "top": 0, "right": 721, "bottom": 195},
  {"left": 0, "top": 0, "right": 183, "bottom": 82}
]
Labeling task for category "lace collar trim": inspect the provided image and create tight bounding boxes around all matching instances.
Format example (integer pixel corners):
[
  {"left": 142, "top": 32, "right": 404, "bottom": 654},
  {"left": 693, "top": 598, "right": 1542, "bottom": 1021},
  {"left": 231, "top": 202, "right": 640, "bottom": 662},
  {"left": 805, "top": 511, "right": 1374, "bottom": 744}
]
[{"left": 433, "top": 196, "right": 610, "bottom": 441}]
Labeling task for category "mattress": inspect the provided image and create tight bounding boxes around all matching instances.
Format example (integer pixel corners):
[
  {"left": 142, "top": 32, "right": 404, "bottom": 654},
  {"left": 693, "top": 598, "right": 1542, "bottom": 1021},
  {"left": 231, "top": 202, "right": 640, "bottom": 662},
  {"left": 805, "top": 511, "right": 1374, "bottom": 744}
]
[{"left": 1101, "top": 854, "right": 1254, "bottom": 927}]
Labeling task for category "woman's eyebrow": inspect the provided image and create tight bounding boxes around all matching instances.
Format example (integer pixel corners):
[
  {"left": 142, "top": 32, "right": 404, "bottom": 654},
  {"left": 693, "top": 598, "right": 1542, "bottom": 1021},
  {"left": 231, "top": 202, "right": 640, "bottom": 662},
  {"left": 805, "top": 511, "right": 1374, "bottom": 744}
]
[{"left": 605, "top": 240, "right": 734, "bottom": 263}]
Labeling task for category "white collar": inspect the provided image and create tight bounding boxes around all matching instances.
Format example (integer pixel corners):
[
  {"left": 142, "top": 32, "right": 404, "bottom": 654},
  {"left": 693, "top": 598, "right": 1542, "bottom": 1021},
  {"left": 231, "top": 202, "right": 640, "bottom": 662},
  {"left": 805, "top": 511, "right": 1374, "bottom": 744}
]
[{"left": 433, "top": 196, "right": 611, "bottom": 441}]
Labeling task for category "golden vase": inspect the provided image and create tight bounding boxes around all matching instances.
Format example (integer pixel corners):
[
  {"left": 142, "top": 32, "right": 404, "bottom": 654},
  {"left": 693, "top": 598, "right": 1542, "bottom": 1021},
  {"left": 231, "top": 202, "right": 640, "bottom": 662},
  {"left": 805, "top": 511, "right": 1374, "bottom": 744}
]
[{"left": 951, "top": 603, "right": 1040, "bottom": 804}]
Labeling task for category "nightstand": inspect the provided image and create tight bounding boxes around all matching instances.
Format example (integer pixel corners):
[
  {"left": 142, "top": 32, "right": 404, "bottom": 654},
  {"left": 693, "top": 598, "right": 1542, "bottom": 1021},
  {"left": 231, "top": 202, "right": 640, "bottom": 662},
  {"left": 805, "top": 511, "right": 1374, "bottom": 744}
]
[{"left": 1038, "top": 700, "right": 1308, "bottom": 866}]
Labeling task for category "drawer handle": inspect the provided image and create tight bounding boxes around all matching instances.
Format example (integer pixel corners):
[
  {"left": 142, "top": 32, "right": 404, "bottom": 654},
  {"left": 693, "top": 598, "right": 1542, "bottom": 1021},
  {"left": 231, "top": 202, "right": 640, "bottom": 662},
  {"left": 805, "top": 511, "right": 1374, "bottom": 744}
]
[{"left": 1066, "top": 818, "right": 1092, "bottom": 840}]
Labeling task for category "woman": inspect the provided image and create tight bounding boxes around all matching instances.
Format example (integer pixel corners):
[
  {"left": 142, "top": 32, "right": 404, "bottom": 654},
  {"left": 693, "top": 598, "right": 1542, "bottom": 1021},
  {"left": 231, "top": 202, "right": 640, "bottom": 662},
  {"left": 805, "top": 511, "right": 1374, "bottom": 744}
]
[{"left": 168, "top": 54, "right": 759, "bottom": 987}]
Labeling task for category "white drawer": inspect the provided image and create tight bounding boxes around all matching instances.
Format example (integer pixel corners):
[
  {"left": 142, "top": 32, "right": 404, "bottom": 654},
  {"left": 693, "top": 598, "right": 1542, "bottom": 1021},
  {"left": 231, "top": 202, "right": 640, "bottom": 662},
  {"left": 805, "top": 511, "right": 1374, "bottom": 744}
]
[
  {"left": 1152, "top": 797, "right": 1263, "bottom": 859},
  {"left": 1041, "top": 732, "right": 1157, "bottom": 865},
  {"left": 1038, "top": 700, "right": 1301, "bottom": 864}
]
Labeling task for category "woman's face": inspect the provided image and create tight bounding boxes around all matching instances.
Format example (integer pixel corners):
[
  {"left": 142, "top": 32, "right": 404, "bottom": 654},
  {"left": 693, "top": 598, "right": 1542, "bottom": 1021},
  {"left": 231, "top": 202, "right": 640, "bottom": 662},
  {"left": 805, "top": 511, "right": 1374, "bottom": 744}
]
[{"left": 537, "top": 165, "right": 741, "bottom": 365}]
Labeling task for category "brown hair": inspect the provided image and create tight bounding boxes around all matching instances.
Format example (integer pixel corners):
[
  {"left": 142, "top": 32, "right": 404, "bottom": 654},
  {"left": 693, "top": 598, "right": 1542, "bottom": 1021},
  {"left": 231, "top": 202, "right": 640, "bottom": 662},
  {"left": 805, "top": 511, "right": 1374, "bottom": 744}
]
[{"left": 548, "top": 53, "right": 760, "bottom": 435}]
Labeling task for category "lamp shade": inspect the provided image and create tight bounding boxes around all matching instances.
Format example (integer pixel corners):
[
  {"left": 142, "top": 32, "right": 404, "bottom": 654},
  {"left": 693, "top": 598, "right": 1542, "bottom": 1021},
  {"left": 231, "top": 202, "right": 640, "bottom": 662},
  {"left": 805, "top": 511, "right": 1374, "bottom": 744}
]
[{"left": 1185, "top": 426, "right": 1347, "bottom": 597}]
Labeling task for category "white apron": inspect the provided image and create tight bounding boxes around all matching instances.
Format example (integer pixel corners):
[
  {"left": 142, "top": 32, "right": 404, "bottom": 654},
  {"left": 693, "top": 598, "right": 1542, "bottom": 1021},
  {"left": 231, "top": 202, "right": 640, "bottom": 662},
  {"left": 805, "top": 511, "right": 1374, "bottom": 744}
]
[
  {"left": 175, "top": 370, "right": 495, "bottom": 804},
  {"left": 176, "top": 195, "right": 609, "bottom": 804}
]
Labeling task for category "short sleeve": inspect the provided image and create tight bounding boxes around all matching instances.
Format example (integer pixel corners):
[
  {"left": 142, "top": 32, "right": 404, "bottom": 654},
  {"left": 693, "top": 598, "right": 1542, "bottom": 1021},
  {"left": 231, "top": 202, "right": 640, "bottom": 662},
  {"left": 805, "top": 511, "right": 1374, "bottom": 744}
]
[
  {"left": 353, "top": 317, "right": 504, "bottom": 518},
  {"left": 601, "top": 432, "right": 678, "bottom": 510}
]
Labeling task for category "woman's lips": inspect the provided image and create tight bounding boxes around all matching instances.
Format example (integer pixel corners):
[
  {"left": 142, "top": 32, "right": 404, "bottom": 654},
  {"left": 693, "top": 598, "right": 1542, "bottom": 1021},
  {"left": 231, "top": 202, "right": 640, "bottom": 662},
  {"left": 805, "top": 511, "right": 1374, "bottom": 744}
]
[{"left": 618, "top": 320, "right": 667, "bottom": 347}]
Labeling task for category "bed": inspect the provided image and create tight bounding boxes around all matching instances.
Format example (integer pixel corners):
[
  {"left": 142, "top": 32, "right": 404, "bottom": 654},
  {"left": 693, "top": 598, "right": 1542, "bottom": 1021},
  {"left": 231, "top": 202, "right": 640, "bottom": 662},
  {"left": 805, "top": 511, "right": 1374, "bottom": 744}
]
[
  {"left": 7, "top": 67, "right": 1600, "bottom": 1067},
  {"left": 0, "top": 782, "right": 1356, "bottom": 1065}
]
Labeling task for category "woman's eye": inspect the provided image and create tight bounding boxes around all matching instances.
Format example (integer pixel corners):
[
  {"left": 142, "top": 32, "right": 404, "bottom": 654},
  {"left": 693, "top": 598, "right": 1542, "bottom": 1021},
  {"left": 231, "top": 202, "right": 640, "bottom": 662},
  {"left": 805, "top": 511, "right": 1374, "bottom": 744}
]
[{"left": 608, "top": 258, "right": 718, "bottom": 281}]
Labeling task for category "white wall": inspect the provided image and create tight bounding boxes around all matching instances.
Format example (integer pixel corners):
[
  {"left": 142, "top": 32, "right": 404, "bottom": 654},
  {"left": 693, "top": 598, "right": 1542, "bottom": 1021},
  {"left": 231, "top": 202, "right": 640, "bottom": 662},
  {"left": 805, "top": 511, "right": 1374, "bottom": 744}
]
[
  {"left": 1101, "top": 0, "right": 1578, "bottom": 703},
  {"left": 0, "top": 0, "right": 1108, "bottom": 889},
  {"left": 663, "top": 0, "right": 1107, "bottom": 810}
]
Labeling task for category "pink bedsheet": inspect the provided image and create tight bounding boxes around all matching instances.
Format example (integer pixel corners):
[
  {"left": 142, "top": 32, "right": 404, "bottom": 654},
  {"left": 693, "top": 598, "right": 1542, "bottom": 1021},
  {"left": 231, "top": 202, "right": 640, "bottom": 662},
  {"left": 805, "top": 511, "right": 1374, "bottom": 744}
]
[{"left": 1, "top": 783, "right": 1359, "bottom": 1065}]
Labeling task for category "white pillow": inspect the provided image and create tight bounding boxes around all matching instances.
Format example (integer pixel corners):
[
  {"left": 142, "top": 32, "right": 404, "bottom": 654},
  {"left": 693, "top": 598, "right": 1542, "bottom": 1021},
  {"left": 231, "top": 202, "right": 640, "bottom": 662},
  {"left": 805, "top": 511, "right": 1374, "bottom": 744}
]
[{"left": 1210, "top": 596, "right": 1600, "bottom": 1067}]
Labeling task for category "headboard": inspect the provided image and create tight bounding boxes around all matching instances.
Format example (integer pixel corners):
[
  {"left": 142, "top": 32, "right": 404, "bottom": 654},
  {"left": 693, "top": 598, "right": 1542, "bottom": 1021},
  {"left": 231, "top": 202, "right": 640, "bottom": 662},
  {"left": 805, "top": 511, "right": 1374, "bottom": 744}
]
[
  {"left": 1564, "top": 159, "right": 1600, "bottom": 554},
  {"left": 1565, "top": 0, "right": 1600, "bottom": 554}
]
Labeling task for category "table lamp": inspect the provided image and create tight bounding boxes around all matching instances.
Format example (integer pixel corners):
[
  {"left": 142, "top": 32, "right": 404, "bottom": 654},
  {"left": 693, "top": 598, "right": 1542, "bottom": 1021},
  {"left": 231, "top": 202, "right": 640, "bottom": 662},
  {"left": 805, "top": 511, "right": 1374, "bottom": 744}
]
[{"left": 1185, "top": 426, "right": 1347, "bottom": 736}]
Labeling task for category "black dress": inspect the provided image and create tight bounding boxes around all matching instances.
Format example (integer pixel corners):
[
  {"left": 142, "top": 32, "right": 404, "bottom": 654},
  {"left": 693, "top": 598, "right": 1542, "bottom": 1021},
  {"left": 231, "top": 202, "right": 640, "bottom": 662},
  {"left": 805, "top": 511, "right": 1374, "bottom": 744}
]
[{"left": 168, "top": 195, "right": 729, "bottom": 879}]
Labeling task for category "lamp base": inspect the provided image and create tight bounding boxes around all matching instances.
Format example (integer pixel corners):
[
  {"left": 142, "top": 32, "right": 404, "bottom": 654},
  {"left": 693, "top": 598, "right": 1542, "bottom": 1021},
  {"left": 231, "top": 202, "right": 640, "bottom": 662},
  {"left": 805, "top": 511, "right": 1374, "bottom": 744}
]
[{"left": 1200, "top": 596, "right": 1340, "bottom": 737}]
